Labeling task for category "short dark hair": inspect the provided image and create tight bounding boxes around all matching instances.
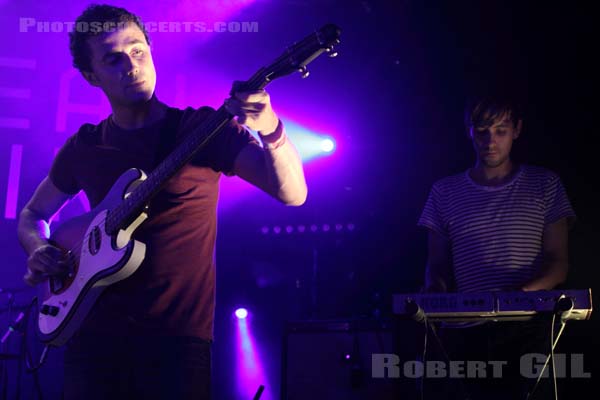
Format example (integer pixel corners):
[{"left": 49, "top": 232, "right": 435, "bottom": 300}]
[
  {"left": 464, "top": 93, "right": 523, "bottom": 131},
  {"left": 69, "top": 4, "right": 150, "bottom": 72}
]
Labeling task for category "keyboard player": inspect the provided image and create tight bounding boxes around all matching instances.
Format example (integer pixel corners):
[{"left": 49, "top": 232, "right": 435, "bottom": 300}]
[{"left": 417, "top": 93, "right": 576, "bottom": 399}]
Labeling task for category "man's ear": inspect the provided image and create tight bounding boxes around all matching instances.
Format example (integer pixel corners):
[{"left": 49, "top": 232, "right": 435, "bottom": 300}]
[
  {"left": 514, "top": 119, "right": 523, "bottom": 139},
  {"left": 81, "top": 70, "right": 100, "bottom": 87}
]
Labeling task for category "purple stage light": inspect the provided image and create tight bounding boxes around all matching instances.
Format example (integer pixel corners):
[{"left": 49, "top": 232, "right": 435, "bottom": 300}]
[
  {"left": 235, "top": 308, "right": 248, "bottom": 319},
  {"left": 235, "top": 312, "right": 270, "bottom": 399}
]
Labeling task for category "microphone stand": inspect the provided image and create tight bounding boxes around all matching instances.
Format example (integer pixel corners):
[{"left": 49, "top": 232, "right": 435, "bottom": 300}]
[{"left": 0, "top": 294, "right": 47, "bottom": 400}]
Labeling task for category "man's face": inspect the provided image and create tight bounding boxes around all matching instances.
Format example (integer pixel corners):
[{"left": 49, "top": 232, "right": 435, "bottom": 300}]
[
  {"left": 82, "top": 23, "right": 156, "bottom": 106},
  {"left": 470, "top": 114, "right": 522, "bottom": 168}
]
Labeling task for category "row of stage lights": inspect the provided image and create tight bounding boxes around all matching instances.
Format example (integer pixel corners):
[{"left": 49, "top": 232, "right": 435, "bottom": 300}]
[{"left": 259, "top": 223, "right": 356, "bottom": 235}]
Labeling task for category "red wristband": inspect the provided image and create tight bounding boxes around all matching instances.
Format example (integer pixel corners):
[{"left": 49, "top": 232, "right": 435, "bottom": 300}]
[{"left": 258, "top": 120, "right": 286, "bottom": 150}]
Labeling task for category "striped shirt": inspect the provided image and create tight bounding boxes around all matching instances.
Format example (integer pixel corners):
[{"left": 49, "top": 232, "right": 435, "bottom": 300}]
[{"left": 418, "top": 165, "right": 575, "bottom": 293}]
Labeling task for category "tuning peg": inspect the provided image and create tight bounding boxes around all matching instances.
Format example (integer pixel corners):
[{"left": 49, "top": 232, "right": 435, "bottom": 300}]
[
  {"left": 298, "top": 66, "right": 310, "bottom": 78},
  {"left": 326, "top": 46, "right": 338, "bottom": 57}
]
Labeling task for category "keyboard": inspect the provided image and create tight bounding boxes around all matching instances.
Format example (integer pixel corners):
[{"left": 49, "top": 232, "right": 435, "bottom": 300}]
[{"left": 393, "top": 289, "right": 593, "bottom": 322}]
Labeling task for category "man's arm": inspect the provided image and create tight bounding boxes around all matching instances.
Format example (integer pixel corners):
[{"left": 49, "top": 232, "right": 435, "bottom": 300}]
[
  {"left": 18, "top": 176, "right": 73, "bottom": 285},
  {"left": 232, "top": 123, "right": 307, "bottom": 206},
  {"left": 225, "top": 88, "right": 307, "bottom": 205},
  {"left": 424, "top": 229, "right": 454, "bottom": 293},
  {"left": 521, "top": 217, "right": 569, "bottom": 291}
]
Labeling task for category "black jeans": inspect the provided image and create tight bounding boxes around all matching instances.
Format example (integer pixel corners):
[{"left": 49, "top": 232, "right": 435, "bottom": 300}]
[
  {"left": 423, "top": 321, "right": 554, "bottom": 400},
  {"left": 64, "top": 334, "right": 211, "bottom": 400}
]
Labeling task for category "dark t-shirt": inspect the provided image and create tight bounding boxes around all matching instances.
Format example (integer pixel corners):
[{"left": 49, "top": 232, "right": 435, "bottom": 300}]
[{"left": 49, "top": 106, "right": 257, "bottom": 340}]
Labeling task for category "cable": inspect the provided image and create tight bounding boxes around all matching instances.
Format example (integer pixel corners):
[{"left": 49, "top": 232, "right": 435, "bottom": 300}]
[
  {"left": 24, "top": 297, "right": 50, "bottom": 375},
  {"left": 420, "top": 316, "right": 428, "bottom": 400},
  {"left": 405, "top": 299, "right": 471, "bottom": 400},
  {"left": 252, "top": 385, "right": 265, "bottom": 400},
  {"left": 525, "top": 295, "right": 572, "bottom": 400},
  {"left": 25, "top": 344, "right": 44, "bottom": 400},
  {"left": 25, "top": 297, "right": 46, "bottom": 399},
  {"left": 551, "top": 317, "right": 561, "bottom": 400},
  {"left": 1, "top": 296, "right": 48, "bottom": 399},
  {"left": 428, "top": 322, "right": 472, "bottom": 400}
]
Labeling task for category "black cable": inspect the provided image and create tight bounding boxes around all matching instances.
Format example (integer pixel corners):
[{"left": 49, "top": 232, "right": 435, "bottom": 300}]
[
  {"left": 551, "top": 316, "right": 560, "bottom": 400},
  {"left": 16, "top": 329, "right": 23, "bottom": 400},
  {"left": 24, "top": 297, "right": 50, "bottom": 374},
  {"left": 16, "top": 297, "right": 36, "bottom": 400},
  {"left": 252, "top": 385, "right": 265, "bottom": 400},
  {"left": 1, "top": 296, "right": 48, "bottom": 399},
  {"left": 420, "top": 316, "right": 428, "bottom": 400},
  {"left": 405, "top": 298, "right": 471, "bottom": 400},
  {"left": 22, "top": 297, "right": 44, "bottom": 399},
  {"left": 27, "top": 349, "right": 44, "bottom": 400},
  {"left": 427, "top": 321, "right": 472, "bottom": 400},
  {"left": 25, "top": 345, "right": 49, "bottom": 374}
]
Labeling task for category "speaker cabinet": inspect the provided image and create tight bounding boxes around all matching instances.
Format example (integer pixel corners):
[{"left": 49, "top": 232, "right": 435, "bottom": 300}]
[{"left": 281, "top": 319, "right": 401, "bottom": 400}]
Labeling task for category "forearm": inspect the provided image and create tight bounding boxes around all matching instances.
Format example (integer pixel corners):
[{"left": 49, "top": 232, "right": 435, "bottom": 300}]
[
  {"left": 259, "top": 121, "right": 307, "bottom": 205},
  {"left": 17, "top": 208, "right": 50, "bottom": 255},
  {"left": 424, "top": 262, "right": 453, "bottom": 293},
  {"left": 521, "top": 260, "right": 568, "bottom": 291}
]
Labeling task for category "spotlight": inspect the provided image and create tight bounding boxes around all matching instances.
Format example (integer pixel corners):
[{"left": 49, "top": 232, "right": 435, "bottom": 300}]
[
  {"left": 320, "top": 138, "right": 335, "bottom": 153},
  {"left": 235, "top": 308, "right": 248, "bottom": 319}
]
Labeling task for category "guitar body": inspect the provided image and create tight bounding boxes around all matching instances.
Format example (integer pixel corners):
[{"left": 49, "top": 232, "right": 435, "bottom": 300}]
[{"left": 37, "top": 168, "right": 148, "bottom": 346}]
